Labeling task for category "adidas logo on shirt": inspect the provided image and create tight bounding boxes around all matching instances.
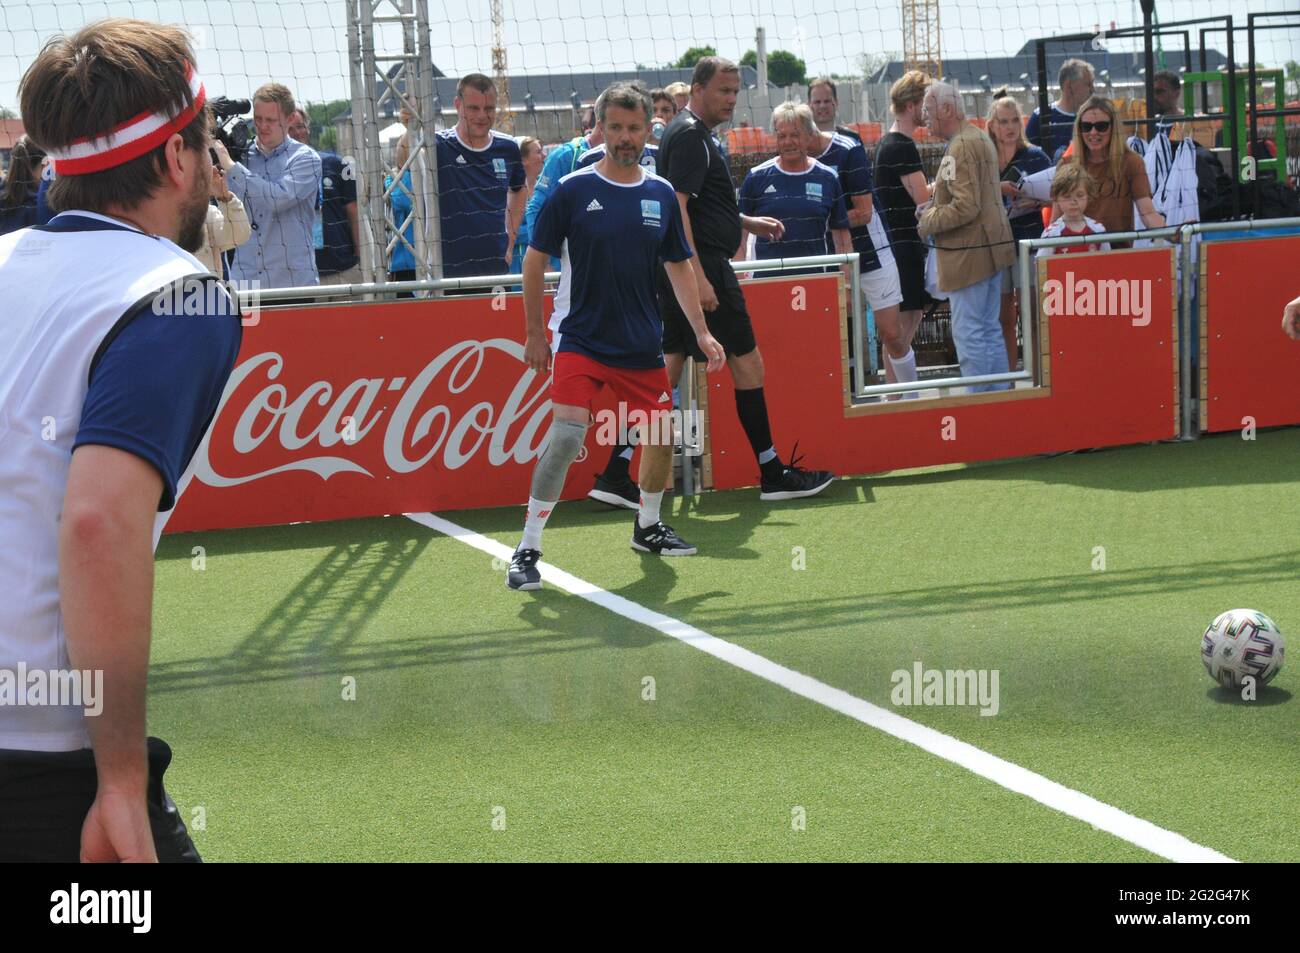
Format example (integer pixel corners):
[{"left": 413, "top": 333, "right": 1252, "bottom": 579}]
[
  {"left": 764, "top": 184, "right": 777, "bottom": 193},
  {"left": 456, "top": 155, "right": 467, "bottom": 164},
  {"left": 657, "top": 391, "right": 671, "bottom": 404},
  {"left": 586, "top": 199, "right": 604, "bottom": 212}
]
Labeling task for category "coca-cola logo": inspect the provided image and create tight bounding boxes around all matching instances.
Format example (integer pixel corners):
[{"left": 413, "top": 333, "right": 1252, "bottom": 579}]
[{"left": 194, "top": 339, "right": 553, "bottom": 486}]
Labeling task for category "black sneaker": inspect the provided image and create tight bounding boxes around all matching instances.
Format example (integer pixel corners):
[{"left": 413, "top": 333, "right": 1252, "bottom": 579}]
[
  {"left": 506, "top": 548, "right": 543, "bottom": 590},
  {"left": 759, "top": 442, "right": 835, "bottom": 501},
  {"left": 589, "top": 473, "right": 640, "bottom": 510},
  {"left": 630, "top": 517, "right": 698, "bottom": 556}
]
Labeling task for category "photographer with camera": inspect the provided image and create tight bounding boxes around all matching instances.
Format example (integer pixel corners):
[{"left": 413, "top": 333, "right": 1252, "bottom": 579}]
[
  {"left": 212, "top": 83, "right": 321, "bottom": 290},
  {"left": 194, "top": 162, "right": 250, "bottom": 276}
]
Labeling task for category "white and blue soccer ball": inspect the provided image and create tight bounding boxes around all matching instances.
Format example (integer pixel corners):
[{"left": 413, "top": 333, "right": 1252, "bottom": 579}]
[{"left": 1201, "top": 609, "right": 1286, "bottom": 689}]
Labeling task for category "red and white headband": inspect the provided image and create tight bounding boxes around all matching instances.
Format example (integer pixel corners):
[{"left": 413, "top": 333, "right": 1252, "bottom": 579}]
[{"left": 46, "top": 65, "right": 206, "bottom": 176}]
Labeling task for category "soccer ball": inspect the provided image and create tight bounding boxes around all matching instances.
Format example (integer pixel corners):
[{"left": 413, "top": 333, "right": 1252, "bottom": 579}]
[{"left": 1201, "top": 609, "right": 1286, "bottom": 689}]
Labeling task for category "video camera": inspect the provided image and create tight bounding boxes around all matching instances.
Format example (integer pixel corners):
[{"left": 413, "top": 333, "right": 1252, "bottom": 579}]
[{"left": 210, "top": 96, "right": 253, "bottom": 164}]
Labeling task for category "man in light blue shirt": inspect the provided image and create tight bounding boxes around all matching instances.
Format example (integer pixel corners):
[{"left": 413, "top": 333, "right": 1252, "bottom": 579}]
[{"left": 213, "top": 83, "right": 321, "bottom": 289}]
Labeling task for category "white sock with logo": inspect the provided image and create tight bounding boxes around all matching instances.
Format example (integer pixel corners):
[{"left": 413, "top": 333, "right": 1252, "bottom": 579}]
[
  {"left": 638, "top": 490, "right": 664, "bottom": 529},
  {"left": 887, "top": 348, "right": 918, "bottom": 382},
  {"left": 520, "top": 497, "right": 556, "bottom": 551}
]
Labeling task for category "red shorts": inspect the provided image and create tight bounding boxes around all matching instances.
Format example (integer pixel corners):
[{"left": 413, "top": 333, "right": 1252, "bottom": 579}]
[{"left": 550, "top": 350, "right": 673, "bottom": 421}]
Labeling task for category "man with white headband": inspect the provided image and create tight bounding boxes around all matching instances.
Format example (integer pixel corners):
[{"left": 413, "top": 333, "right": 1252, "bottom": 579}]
[{"left": 0, "top": 17, "right": 241, "bottom": 861}]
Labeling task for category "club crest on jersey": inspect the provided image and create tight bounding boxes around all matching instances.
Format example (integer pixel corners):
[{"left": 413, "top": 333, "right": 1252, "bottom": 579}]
[
  {"left": 641, "top": 199, "right": 661, "bottom": 225},
  {"left": 493, "top": 157, "right": 507, "bottom": 178},
  {"left": 806, "top": 182, "right": 823, "bottom": 201}
]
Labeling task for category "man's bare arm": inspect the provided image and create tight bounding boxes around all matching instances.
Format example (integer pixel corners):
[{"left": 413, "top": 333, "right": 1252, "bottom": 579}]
[{"left": 59, "top": 444, "right": 162, "bottom": 861}]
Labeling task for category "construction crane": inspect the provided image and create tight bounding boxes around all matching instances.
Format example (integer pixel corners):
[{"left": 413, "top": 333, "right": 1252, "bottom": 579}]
[
  {"left": 491, "top": 0, "right": 514, "bottom": 131},
  {"left": 902, "top": 0, "right": 942, "bottom": 78}
]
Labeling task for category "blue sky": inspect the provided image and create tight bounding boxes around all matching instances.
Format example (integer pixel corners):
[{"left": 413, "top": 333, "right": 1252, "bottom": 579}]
[{"left": 2, "top": 0, "right": 1297, "bottom": 112}]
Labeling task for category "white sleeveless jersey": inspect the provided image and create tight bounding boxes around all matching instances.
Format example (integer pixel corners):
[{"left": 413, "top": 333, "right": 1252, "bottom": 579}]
[{"left": 0, "top": 211, "right": 223, "bottom": 751}]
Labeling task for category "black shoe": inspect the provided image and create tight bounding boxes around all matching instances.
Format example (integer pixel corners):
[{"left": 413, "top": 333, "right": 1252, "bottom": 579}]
[
  {"left": 506, "top": 548, "right": 543, "bottom": 590},
  {"left": 759, "top": 442, "right": 835, "bottom": 501},
  {"left": 589, "top": 473, "right": 640, "bottom": 510},
  {"left": 631, "top": 517, "right": 698, "bottom": 556}
]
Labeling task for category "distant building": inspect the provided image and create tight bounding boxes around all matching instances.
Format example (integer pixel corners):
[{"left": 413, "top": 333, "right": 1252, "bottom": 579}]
[
  {"left": 864, "top": 43, "right": 1231, "bottom": 123},
  {"left": 333, "top": 65, "right": 774, "bottom": 153}
]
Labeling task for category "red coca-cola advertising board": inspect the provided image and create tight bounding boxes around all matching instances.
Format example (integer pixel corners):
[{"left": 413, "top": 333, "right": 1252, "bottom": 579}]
[{"left": 168, "top": 296, "right": 619, "bottom": 532}]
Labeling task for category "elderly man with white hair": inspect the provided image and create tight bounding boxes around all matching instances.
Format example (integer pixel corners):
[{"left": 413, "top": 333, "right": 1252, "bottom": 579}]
[{"left": 916, "top": 81, "right": 1016, "bottom": 392}]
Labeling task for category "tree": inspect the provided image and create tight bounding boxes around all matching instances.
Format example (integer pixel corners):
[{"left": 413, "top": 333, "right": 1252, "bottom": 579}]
[
  {"left": 1286, "top": 60, "right": 1300, "bottom": 100},
  {"left": 300, "top": 98, "right": 350, "bottom": 151},
  {"left": 674, "top": 46, "right": 717, "bottom": 69},
  {"left": 740, "top": 49, "right": 807, "bottom": 88},
  {"left": 0, "top": 104, "right": 16, "bottom": 119}
]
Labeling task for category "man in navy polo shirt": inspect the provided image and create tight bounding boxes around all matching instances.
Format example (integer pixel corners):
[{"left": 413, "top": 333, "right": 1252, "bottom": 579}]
[
  {"left": 436, "top": 73, "right": 526, "bottom": 283},
  {"left": 288, "top": 110, "right": 360, "bottom": 286}
]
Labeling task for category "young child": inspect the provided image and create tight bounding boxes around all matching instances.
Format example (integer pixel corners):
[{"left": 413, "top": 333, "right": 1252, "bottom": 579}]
[{"left": 1039, "top": 165, "right": 1109, "bottom": 258}]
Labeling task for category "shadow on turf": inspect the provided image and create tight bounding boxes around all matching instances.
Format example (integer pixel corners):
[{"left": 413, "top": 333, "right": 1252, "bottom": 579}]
[
  {"left": 1205, "top": 685, "right": 1292, "bottom": 707},
  {"left": 663, "top": 545, "right": 1300, "bottom": 638},
  {"left": 152, "top": 515, "right": 731, "bottom": 691}
]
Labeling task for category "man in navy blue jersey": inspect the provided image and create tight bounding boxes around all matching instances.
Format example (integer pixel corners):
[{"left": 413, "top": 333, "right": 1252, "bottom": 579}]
[
  {"left": 436, "top": 73, "right": 527, "bottom": 282},
  {"left": 506, "top": 83, "right": 725, "bottom": 591},
  {"left": 737, "top": 102, "right": 851, "bottom": 276}
]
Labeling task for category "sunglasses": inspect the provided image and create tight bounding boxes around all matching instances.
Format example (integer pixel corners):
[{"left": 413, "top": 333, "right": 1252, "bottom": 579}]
[{"left": 1080, "top": 120, "right": 1112, "bottom": 133}]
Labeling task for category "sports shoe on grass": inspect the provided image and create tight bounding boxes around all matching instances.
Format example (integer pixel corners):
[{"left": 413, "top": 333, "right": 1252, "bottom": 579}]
[
  {"left": 506, "top": 548, "right": 543, "bottom": 590},
  {"left": 759, "top": 442, "right": 835, "bottom": 501},
  {"left": 588, "top": 474, "right": 640, "bottom": 510},
  {"left": 630, "top": 518, "right": 698, "bottom": 556}
]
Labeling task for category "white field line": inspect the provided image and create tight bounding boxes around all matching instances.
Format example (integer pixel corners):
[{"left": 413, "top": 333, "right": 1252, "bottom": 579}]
[{"left": 405, "top": 510, "right": 1235, "bottom": 864}]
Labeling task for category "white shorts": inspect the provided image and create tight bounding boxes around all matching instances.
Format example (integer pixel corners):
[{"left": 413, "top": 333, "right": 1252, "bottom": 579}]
[{"left": 859, "top": 257, "right": 904, "bottom": 312}]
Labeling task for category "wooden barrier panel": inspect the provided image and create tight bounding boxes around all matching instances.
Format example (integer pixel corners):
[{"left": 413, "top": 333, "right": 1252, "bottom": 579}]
[
  {"left": 703, "top": 248, "right": 1179, "bottom": 490},
  {"left": 1200, "top": 235, "right": 1300, "bottom": 433}
]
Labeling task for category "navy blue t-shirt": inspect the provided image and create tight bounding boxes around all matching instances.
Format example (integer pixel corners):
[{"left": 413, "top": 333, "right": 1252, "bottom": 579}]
[
  {"left": 576, "top": 142, "right": 659, "bottom": 174},
  {"left": 436, "top": 128, "right": 526, "bottom": 279},
  {"left": 40, "top": 216, "right": 243, "bottom": 511},
  {"left": 812, "top": 132, "right": 890, "bottom": 272},
  {"left": 315, "top": 151, "right": 358, "bottom": 274},
  {"left": 529, "top": 166, "right": 691, "bottom": 369},
  {"left": 1026, "top": 105, "right": 1076, "bottom": 163},
  {"left": 738, "top": 158, "right": 848, "bottom": 275},
  {"left": 1002, "top": 144, "right": 1053, "bottom": 242}
]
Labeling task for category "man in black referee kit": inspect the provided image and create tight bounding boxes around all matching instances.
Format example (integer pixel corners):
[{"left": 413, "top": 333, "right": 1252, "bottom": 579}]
[{"left": 657, "top": 56, "right": 835, "bottom": 499}]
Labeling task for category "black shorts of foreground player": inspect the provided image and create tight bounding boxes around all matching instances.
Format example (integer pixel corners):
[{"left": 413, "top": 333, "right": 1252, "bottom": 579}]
[
  {"left": 657, "top": 57, "right": 835, "bottom": 500},
  {"left": 508, "top": 86, "right": 726, "bottom": 591}
]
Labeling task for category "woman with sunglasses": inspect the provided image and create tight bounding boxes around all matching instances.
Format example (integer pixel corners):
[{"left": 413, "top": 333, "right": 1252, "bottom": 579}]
[{"left": 1053, "top": 96, "right": 1164, "bottom": 245}]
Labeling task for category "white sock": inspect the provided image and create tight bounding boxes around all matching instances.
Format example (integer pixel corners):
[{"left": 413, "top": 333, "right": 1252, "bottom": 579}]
[
  {"left": 520, "top": 496, "right": 556, "bottom": 550},
  {"left": 638, "top": 489, "right": 664, "bottom": 529},
  {"left": 887, "top": 348, "right": 918, "bottom": 382}
]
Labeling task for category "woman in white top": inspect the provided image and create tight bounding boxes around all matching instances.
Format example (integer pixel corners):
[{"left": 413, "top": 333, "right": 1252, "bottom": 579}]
[{"left": 194, "top": 164, "right": 250, "bottom": 275}]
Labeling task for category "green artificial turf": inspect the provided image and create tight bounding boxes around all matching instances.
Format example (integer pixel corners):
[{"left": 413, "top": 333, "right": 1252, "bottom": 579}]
[{"left": 152, "top": 428, "right": 1300, "bottom": 861}]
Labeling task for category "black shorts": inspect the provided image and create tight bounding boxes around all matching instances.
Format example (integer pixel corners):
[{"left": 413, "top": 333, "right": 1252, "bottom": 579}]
[
  {"left": 659, "top": 252, "right": 758, "bottom": 360},
  {"left": 0, "top": 736, "right": 201, "bottom": 862},
  {"left": 892, "top": 239, "right": 934, "bottom": 313}
]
